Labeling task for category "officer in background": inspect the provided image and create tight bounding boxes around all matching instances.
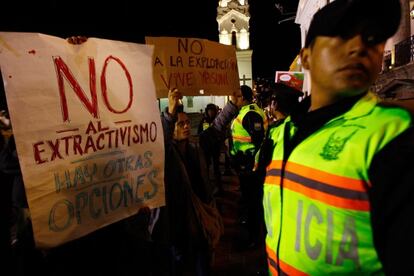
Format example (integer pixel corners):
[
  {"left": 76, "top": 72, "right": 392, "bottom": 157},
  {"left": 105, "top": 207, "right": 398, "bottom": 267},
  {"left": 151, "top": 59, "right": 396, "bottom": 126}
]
[
  {"left": 198, "top": 103, "right": 219, "bottom": 134},
  {"left": 230, "top": 84, "right": 267, "bottom": 248},
  {"left": 254, "top": 81, "right": 305, "bottom": 183},
  {"left": 197, "top": 103, "right": 223, "bottom": 192},
  {"left": 256, "top": 80, "right": 305, "bottom": 127}
]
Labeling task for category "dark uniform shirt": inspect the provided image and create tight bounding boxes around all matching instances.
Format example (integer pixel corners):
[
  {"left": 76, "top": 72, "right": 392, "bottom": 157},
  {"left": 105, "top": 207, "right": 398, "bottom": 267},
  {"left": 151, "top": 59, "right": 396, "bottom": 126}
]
[{"left": 242, "top": 110, "right": 265, "bottom": 149}]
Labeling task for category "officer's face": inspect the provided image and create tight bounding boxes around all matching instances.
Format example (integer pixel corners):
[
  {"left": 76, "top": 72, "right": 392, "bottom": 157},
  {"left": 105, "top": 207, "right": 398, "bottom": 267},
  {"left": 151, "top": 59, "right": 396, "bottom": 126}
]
[
  {"left": 207, "top": 108, "right": 217, "bottom": 119},
  {"left": 301, "top": 33, "right": 385, "bottom": 99}
]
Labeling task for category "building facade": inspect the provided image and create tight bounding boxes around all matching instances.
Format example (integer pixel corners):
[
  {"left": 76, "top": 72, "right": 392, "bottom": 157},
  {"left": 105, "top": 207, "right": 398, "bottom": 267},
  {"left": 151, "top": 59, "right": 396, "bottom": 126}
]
[{"left": 374, "top": 0, "right": 414, "bottom": 102}]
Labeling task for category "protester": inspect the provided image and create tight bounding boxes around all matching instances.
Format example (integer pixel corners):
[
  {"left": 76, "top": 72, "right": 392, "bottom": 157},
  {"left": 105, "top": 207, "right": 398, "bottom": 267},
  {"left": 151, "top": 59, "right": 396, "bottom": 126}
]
[
  {"left": 153, "top": 88, "right": 239, "bottom": 275},
  {"left": 262, "top": 0, "right": 414, "bottom": 274},
  {"left": 1, "top": 36, "right": 155, "bottom": 276},
  {"left": 0, "top": 106, "right": 14, "bottom": 273}
]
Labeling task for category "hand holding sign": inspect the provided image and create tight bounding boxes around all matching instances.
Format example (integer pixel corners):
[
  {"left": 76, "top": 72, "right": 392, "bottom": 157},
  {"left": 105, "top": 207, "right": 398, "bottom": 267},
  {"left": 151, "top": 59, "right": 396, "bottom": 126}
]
[
  {"left": 66, "top": 36, "right": 88, "bottom": 45},
  {"left": 168, "top": 88, "right": 183, "bottom": 115},
  {"left": 0, "top": 32, "right": 165, "bottom": 248}
]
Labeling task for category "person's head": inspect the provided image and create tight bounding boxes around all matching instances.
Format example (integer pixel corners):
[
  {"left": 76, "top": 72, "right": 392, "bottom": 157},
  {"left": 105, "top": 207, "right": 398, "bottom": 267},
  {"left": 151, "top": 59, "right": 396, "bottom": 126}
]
[
  {"left": 300, "top": 0, "right": 401, "bottom": 101},
  {"left": 0, "top": 110, "right": 10, "bottom": 129},
  {"left": 173, "top": 111, "right": 191, "bottom": 141},
  {"left": 240, "top": 85, "right": 253, "bottom": 105},
  {"left": 270, "top": 83, "right": 304, "bottom": 118},
  {"left": 205, "top": 103, "right": 218, "bottom": 119},
  {"left": 255, "top": 78, "right": 273, "bottom": 108}
]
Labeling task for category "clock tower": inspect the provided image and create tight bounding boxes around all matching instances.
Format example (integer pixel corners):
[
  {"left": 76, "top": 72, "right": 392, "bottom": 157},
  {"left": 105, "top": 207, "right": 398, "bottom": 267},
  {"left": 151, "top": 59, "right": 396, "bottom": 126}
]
[{"left": 217, "top": 0, "right": 253, "bottom": 88}]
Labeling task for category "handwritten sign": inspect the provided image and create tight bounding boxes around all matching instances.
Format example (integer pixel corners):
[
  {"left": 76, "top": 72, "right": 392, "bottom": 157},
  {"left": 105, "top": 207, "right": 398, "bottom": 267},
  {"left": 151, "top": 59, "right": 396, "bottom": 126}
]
[
  {"left": 146, "top": 36, "right": 240, "bottom": 98},
  {"left": 0, "top": 32, "right": 165, "bottom": 248}
]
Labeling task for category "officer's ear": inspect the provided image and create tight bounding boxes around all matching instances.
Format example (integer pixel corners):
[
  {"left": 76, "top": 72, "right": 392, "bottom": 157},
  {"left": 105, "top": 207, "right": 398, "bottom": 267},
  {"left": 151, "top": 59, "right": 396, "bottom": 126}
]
[{"left": 300, "top": 47, "right": 311, "bottom": 70}]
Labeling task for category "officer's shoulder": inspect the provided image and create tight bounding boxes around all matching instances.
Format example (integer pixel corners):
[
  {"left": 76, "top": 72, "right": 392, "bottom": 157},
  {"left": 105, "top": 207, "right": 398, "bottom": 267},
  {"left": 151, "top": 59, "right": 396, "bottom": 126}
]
[
  {"left": 267, "top": 120, "right": 285, "bottom": 135},
  {"left": 377, "top": 99, "right": 414, "bottom": 120},
  {"left": 245, "top": 109, "right": 262, "bottom": 118},
  {"left": 272, "top": 119, "right": 285, "bottom": 128}
]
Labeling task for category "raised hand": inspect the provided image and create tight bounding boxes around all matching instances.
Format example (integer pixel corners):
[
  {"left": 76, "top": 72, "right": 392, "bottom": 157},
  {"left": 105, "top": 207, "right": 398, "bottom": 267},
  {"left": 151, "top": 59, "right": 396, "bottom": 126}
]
[{"left": 168, "top": 87, "right": 183, "bottom": 115}]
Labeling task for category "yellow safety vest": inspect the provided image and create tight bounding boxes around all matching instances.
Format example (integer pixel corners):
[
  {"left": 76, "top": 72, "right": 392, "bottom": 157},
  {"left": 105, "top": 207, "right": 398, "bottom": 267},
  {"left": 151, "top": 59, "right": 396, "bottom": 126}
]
[
  {"left": 230, "top": 103, "right": 267, "bottom": 156},
  {"left": 264, "top": 93, "right": 411, "bottom": 275}
]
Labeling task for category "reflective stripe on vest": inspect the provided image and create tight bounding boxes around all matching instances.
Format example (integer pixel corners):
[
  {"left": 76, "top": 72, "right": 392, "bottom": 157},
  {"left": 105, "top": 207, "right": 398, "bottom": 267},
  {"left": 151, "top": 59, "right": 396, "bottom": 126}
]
[
  {"left": 263, "top": 92, "right": 411, "bottom": 275},
  {"left": 267, "top": 245, "right": 308, "bottom": 276},
  {"left": 230, "top": 103, "right": 267, "bottom": 155}
]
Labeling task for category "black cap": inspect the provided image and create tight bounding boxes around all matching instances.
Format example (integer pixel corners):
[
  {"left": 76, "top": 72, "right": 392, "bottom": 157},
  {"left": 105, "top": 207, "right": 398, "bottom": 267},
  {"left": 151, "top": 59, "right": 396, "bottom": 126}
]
[
  {"left": 271, "top": 83, "right": 304, "bottom": 115},
  {"left": 206, "top": 103, "right": 217, "bottom": 109},
  {"left": 256, "top": 82, "right": 303, "bottom": 105},
  {"left": 305, "top": 0, "right": 401, "bottom": 47},
  {"left": 205, "top": 103, "right": 218, "bottom": 111},
  {"left": 273, "top": 83, "right": 304, "bottom": 98}
]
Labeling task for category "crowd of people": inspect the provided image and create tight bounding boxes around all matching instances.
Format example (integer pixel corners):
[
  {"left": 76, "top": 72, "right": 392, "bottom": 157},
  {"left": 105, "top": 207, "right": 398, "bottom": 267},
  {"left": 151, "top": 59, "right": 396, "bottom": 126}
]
[
  {"left": 0, "top": 69, "right": 301, "bottom": 276},
  {"left": 2, "top": 0, "right": 414, "bottom": 275}
]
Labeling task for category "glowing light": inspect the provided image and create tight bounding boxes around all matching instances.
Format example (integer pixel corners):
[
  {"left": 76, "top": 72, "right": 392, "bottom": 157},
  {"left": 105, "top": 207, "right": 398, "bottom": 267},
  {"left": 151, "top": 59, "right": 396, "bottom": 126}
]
[{"left": 238, "top": 29, "right": 249, "bottom": 49}]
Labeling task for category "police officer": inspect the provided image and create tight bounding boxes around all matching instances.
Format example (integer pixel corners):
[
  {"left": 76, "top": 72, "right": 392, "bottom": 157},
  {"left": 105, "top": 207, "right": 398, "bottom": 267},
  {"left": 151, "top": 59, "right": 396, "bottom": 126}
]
[
  {"left": 262, "top": 0, "right": 414, "bottom": 274},
  {"left": 230, "top": 84, "right": 267, "bottom": 248},
  {"left": 198, "top": 103, "right": 222, "bottom": 192},
  {"left": 198, "top": 103, "right": 219, "bottom": 134}
]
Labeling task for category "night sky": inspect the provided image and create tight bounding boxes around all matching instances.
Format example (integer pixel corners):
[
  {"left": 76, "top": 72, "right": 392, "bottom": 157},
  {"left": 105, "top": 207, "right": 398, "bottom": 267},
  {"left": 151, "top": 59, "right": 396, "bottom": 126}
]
[{"left": 1, "top": 0, "right": 300, "bottom": 81}]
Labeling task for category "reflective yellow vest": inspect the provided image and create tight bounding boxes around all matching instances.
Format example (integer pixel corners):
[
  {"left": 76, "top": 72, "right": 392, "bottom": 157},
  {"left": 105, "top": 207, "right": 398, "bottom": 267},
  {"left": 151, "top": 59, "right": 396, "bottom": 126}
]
[
  {"left": 230, "top": 103, "right": 267, "bottom": 156},
  {"left": 202, "top": 122, "right": 211, "bottom": 131},
  {"left": 263, "top": 93, "right": 411, "bottom": 275}
]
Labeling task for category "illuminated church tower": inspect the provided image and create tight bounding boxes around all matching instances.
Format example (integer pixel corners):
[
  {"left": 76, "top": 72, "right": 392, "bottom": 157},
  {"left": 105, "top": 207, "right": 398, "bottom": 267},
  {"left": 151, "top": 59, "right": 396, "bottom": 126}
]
[{"left": 217, "top": 0, "right": 253, "bottom": 88}]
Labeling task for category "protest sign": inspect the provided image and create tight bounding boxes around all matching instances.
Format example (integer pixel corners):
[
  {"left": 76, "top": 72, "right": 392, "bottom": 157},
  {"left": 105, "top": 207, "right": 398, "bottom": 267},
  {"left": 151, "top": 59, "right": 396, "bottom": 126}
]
[
  {"left": 146, "top": 36, "right": 240, "bottom": 98},
  {"left": 0, "top": 32, "right": 165, "bottom": 248}
]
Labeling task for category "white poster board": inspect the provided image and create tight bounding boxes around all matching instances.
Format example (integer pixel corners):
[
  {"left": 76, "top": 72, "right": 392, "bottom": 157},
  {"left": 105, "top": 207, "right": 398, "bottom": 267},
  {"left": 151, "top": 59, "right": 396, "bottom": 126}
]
[{"left": 0, "top": 32, "right": 165, "bottom": 248}]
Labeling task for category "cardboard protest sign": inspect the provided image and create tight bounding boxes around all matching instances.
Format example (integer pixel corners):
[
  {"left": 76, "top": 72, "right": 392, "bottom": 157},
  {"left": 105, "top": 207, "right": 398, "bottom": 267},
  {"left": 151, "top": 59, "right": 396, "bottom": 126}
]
[
  {"left": 146, "top": 36, "right": 240, "bottom": 98},
  {"left": 0, "top": 32, "right": 165, "bottom": 248},
  {"left": 275, "top": 71, "right": 305, "bottom": 92}
]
